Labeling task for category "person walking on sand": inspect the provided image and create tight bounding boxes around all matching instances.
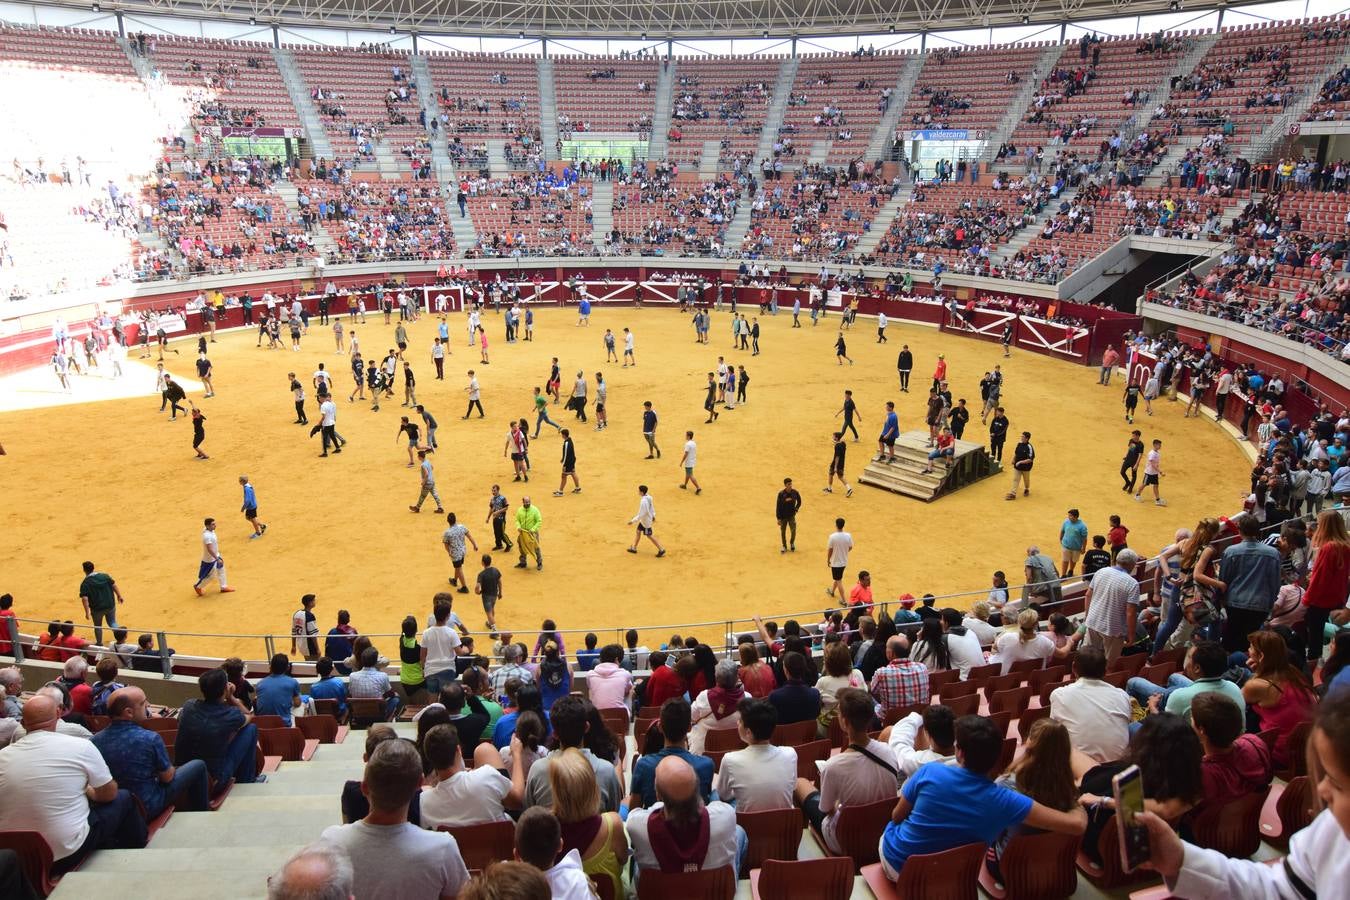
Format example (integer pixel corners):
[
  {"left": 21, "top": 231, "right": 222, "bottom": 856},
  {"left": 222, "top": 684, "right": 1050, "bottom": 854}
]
[
  {"left": 416, "top": 404, "right": 439, "bottom": 451},
  {"left": 463, "top": 370, "right": 484, "bottom": 419},
  {"left": 836, "top": 390, "right": 861, "bottom": 442},
  {"left": 604, "top": 329, "right": 618, "bottom": 363},
  {"left": 897, "top": 344, "right": 912, "bottom": 392},
  {"left": 826, "top": 517, "right": 853, "bottom": 603},
  {"left": 703, "top": 373, "right": 719, "bottom": 423},
  {"left": 402, "top": 362, "right": 417, "bottom": 407},
  {"left": 627, "top": 485, "right": 666, "bottom": 557},
  {"left": 553, "top": 429, "right": 581, "bottom": 496},
  {"left": 594, "top": 372, "right": 609, "bottom": 431},
  {"left": 397, "top": 415, "right": 423, "bottom": 466},
  {"left": 189, "top": 403, "right": 209, "bottom": 459},
  {"left": 835, "top": 332, "right": 853, "bottom": 365},
  {"left": 826, "top": 431, "right": 853, "bottom": 496},
  {"left": 505, "top": 420, "right": 529, "bottom": 482},
  {"left": 679, "top": 431, "right": 702, "bottom": 494},
  {"left": 642, "top": 401, "right": 661, "bottom": 459},
  {"left": 776, "top": 477, "right": 803, "bottom": 552},
  {"left": 514, "top": 497, "right": 543, "bottom": 571},
  {"left": 196, "top": 352, "right": 215, "bottom": 398},
  {"left": 533, "top": 386, "right": 560, "bottom": 438},
  {"left": 1135, "top": 439, "right": 1165, "bottom": 506},
  {"left": 486, "top": 484, "right": 513, "bottom": 552},
  {"left": 193, "top": 517, "right": 235, "bottom": 596},
  {"left": 410, "top": 450, "right": 444, "bottom": 514},
  {"left": 240, "top": 475, "right": 267, "bottom": 539},
  {"left": 1005, "top": 431, "right": 1035, "bottom": 499},
  {"left": 623, "top": 328, "right": 636, "bottom": 367},
  {"left": 877, "top": 401, "right": 899, "bottom": 464},
  {"left": 441, "top": 512, "right": 478, "bottom": 590}
]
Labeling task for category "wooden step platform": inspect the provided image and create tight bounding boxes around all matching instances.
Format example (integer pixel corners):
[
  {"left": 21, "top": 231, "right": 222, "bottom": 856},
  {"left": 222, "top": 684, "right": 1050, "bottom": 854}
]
[{"left": 858, "top": 431, "right": 1001, "bottom": 502}]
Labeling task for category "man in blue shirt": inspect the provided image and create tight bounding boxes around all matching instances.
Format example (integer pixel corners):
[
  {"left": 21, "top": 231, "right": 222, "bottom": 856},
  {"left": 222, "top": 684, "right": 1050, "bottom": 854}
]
[
  {"left": 1218, "top": 515, "right": 1281, "bottom": 652},
  {"left": 175, "top": 669, "right": 261, "bottom": 785},
  {"left": 239, "top": 475, "right": 266, "bottom": 540},
  {"left": 307, "top": 656, "right": 349, "bottom": 719},
  {"left": 878, "top": 400, "right": 900, "bottom": 464},
  {"left": 879, "top": 715, "right": 1087, "bottom": 878},
  {"left": 324, "top": 610, "right": 358, "bottom": 674},
  {"left": 254, "top": 653, "right": 302, "bottom": 725},
  {"left": 93, "top": 686, "right": 209, "bottom": 817},
  {"left": 628, "top": 698, "right": 713, "bottom": 809},
  {"left": 1059, "top": 508, "right": 1089, "bottom": 577}
]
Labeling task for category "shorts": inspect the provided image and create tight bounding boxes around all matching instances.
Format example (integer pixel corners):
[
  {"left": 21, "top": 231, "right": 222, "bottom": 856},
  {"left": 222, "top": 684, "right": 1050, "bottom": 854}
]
[
  {"left": 881, "top": 436, "right": 896, "bottom": 448},
  {"left": 398, "top": 341, "right": 408, "bottom": 351},
  {"left": 1143, "top": 473, "right": 1159, "bottom": 486},
  {"left": 595, "top": 403, "right": 605, "bottom": 413},
  {"left": 1061, "top": 547, "right": 1082, "bottom": 563},
  {"left": 1125, "top": 396, "right": 1138, "bottom": 409},
  {"left": 244, "top": 507, "right": 258, "bottom": 520},
  {"left": 636, "top": 525, "right": 653, "bottom": 536},
  {"left": 481, "top": 596, "right": 497, "bottom": 615},
  {"left": 831, "top": 566, "right": 846, "bottom": 581},
  {"left": 451, "top": 556, "right": 465, "bottom": 568},
  {"left": 511, "top": 452, "right": 524, "bottom": 461},
  {"left": 829, "top": 460, "right": 845, "bottom": 476},
  {"left": 685, "top": 466, "right": 694, "bottom": 476},
  {"left": 563, "top": 467, "right": 575, "bottom": 476}
]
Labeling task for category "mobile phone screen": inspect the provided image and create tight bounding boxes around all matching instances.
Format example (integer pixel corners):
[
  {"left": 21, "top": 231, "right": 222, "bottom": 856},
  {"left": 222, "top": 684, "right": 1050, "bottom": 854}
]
[{"left": 1114, "top": 765, "right": 1149, "bottom": 872}]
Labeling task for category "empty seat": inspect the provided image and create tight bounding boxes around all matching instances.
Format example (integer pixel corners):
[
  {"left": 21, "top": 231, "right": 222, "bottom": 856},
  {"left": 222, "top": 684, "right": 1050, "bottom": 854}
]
[
  {"left": 635, "top": 865, "right": 736, "bottom": 899},
  {"left": 437, "top": 820, "right": 515, "bottom": 872},
  {"left": 737, "top": 806, "right": 802, "bottom": 874},
  {"left": 861, "top": 841, "right": 985, "bottom": 900},
  {"left": 750, "top": 857, "right": 855, "bottom": 900},
  {"left": 812, "top": 796, "right": 895, "bottom": 871}
]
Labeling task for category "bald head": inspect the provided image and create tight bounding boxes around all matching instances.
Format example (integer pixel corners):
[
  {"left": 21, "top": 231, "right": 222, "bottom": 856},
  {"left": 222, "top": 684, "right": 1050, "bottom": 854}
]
[
  {"left": 20, "top": 694, "right": 60, "bottom": 733},
  {"left": 108, "top": 686, "right": 146, "bottom": 721},
  {"left": 268, "top": 842, "right": 354, "bottom": 900},
  {"left": 654, "top": 756, "right": 701, "bottom": 825},
  {"left": 886, "top": 634, "right": 910, "bottom": 660}
]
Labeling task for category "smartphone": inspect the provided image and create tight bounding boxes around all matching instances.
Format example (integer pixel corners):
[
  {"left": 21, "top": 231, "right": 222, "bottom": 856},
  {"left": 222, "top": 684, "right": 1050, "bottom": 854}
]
[{"left": 1113, "top": 763, "right": 1149, "bottom": 872}]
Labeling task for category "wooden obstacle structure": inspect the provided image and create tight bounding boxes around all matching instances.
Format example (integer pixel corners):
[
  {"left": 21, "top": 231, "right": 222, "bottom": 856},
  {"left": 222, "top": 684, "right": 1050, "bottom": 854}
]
[{"left": 858, "top": 431, "right": 1001, "bottom": 501}]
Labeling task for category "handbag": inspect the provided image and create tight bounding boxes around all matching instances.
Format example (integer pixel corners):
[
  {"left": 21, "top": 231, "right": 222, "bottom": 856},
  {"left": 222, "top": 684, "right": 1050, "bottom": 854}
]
[{"left": 1178, "top": 574, "right": 1219, "bottom": 627}]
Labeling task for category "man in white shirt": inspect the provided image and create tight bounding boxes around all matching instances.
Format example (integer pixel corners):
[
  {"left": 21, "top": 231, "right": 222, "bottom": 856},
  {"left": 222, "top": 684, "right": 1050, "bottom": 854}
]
[
  {"left": 422, "top": 600, "right": 462, "bottom": 695},
  {"left": 463, "top": 370, "right": 484, "bottom": 418},
  {"left": 826, "top": 517, "right": 854, "bottom": 603},
  {"left": 680, "top": 432, "right": 701, "bottom": 494},
  {"left": 418, "top": 723, "right": 524, "bottom": 828},
  {"left": 627, "top": 484, "right": 665, "bottom": 556},
  {"left": 1048, "top": 646, "right": 1131, "bottom": 764},
  {"left": 627, "top": 756, "right": 742, "bottom": 877},
  {"left": 939, "top": 608, "right": 986, "bottom": 679},
  {"left": 716, "top": 698, "right": 797, "bottom": 812},
  {"left": 1083, "top": 549, "right": 1142, "bottom": 666},
  {"left": 321, "top": 739, "right": 469, "bottom": 900},
  {"left": 193, "top": 517, "right": 234, "bottom": 596},
  {"left": 886, "top": 705, "right": 958, "bottom": 782},
  {"left": 523, "top": 696, "right": 623, "bottom": 812},
  {"left": 961, "top": 602, "right": 1000, "bottom": 645},
  {"left": 319, "top": 397, "right": 342, "bottom": 457},
  {"left": 0, "top": 695, "right": 146, "bottom": 872},
  {"left": 514, "top": 808, "right": 596, "bottom": 900}
]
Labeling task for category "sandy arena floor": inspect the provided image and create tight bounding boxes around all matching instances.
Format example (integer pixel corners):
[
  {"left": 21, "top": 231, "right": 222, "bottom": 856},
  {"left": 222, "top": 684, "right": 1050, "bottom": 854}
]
[{"left": 0, "top": 306, "right": 1250, "bottom": 659}]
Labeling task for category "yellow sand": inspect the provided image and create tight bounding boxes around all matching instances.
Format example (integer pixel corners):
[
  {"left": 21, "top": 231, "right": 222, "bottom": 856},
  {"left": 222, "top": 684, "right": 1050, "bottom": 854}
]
[{"left": 0, "top": 306, "right": 1249, "bottom": 659}]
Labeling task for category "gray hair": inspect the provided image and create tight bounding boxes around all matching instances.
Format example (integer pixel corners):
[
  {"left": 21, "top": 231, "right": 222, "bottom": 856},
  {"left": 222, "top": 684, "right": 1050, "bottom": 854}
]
[
  {"left": 714, "top": 658, "right": 740, "bottom": 689},
  {"left": 1115, "top": 548, "right": 1140, "bottom": 569},
  {"left": 1026, "top": 545, "right": 1040, "bottom": 557},
  {"left": 63, "top": 656, "right": 89, "bottom": 680},
  {"left": 0, "top": 668, "right": 20, "bottom": 693},
  {"left": 503, "top": 643, "right": 524, "bottom": 664},
  {"left": 267, "top": 842, "right": 354, "bottom": 900},
  {"left": 37, "top": 684, "right": 70, "bottom": 712}
]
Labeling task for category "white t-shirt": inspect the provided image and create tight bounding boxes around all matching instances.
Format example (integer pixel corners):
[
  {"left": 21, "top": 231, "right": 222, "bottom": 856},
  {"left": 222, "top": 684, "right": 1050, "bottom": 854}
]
[
  {"left": 716, "top": 743, "right": 798, "bottom": 812},
  {"left": 201, "top": 529, "right": 220, "bottom": 563},
  {"left": 467, "top": 378, "right": 480, "bottom": 400},
  {"left": 422, "top": 624, "right": 462, "bottom": 677},
  {"left": 1049, "top": 678, "right": 1131, "bottom": 763},
  {"left": 624, "top": 332, "right": 634, "bottom": 351},
  {"left": 683, "top": 440, "right": 697, "bottom": 467},
  {"left": 993, "top": 631, "right": 1057, "bottom": 675},
  {"left": 0, "top": 729, "right": 111, "bottom": 860},
  {"left": 313, "top": 369, "right": 332, "bottom": 388},
  {"left": 419, "top": 767, "right": 513, "bottom": 827},
  {"left": 827, "top": 531, "right": 853, "bottom": 567},
  {"left": 545, "top": 850, "right": 595, "bottom": 900},
  {"left": 878, "top": 312, "right": 888, "bottom": 328},
  {"left": 320, "top": 400, "right": 337, "bottom": 426},
  {"left": 944, "top": 628, "right": 986, "bottom": 680},
  {"left": 320, "top": 820, "right": 469, "bottom": 900},
  {"left": 1145, "top": 449, "right": 1161, "bottom": 476}
]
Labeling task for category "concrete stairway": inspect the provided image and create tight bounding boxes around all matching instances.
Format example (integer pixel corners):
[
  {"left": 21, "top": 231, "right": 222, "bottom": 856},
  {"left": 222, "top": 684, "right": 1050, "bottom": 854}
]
[
  {"left": 590, "top": 179, "right": 614, "bottom": 251},
  {"left": 752, "top": 56, "right": 800, "bottom": 166},
  {"left": 646, "top": 59, "right": 677, "bottom": 161},
  {"left": 372, "top": 142, "right": 405, "bottom": 181},
  {"left": 485, "top": 140, "right": 510, "bottom": 177},
  {"left": 1239, "top": 51, "right": 1349, "bottom": 162},
  {"left": 806, "top": 139, "right": 831, "bottom": 166},
  {"left": 446, "top": 189, "right": 479, "bottom": 253},
  {"left": 981, "top": 43, "right": 1067, "bottom": 163},
  {"left": 857, "top": 431, "right": 1001, "bottom": 501},
  {"left": 409, "top": 54, "right": 457, "bottom": 181},
  {"left": 722, "top": 195, "right": 755, "bottom": 253},
  {"left": 996, "top": 184, "right": 1079, "bottom": 262},
  {"left": 116, "top": 35, "right": 155, "bottom": 82},
  {"left": 852, "top": 190, "right": 909, "bottom": 257},
  {"left": 537, "top": 58, "right": 559, "bottom": 161},
  {"left": 1121, "top": 31, "right": 1220, "bottom": 141},
  {"left": 274, "top": 178, "right": 338, "bottom": 258},
  {"left": 864, "top": 53, "right": 927, "bottom": 162},
  {"left": 271, "top": 48, "right": 337, "bottom": 163},
  {"left": 698, "top": 140, "right": 722, "bottom": 178}
]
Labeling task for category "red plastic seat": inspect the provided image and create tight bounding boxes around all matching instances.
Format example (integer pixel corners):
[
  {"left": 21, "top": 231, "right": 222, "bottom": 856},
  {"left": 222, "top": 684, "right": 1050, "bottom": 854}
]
[
  {"left": 704, "top": 726, "right": 747, "bottom": 752},
  {"left": 636, "top": 865, "right": 736, "bottom": 899},
  {"left": 1017, "top": 705, "right": 1051, "bottom": 741},
  {"left": 1275, "top": 721, "right": 1313, "bottom": 781},
  {"left": 794, "top": 739, "right": 832, "bottom": 783},
  {"left": 966, "top": 663, "right": 1002, "bottom": 685},
  {"left": 1028, "top": 667, "right": 1068, "bottom": 693},
  {"left": 1006, "top": 658, "right": 1046, "bottom": 677},
  {"left": 861, "top": 841, "right": 985, "bottom": 900},
  {"left": 0, "top": 830, "right": 63, "bottom": 896},
  {"left": 772, "top": 719, "right": 819, "bottom": 747},
  {"left": 437, "top": 820, "right": 515, "bottom": 872},
  {"left": 927, "top": 669, "right": 961, "bottom": 695},
  {"left": 141, "top": 717, "right": 179, "bottom": 734},
  {"left": 989, "top": 686, "right": 1032, "bottom": 717},
  {"left": 1076, "top": 813, "right": 1160, "bottom": 891},
  {"left": 348, "top": 698, "right": 391, "bottom": 728},
  {"left": 737, "top": 806, "right": 802, "bottom": 874},
  {"left": 813, "top": 796, "right": 895, "bottom": 871},
  {"left": 750, "top": 857, "right": 854, "bottom": 900},
  {"left": 296, "top": 714, "right": 344, "bottom": 744},
  {"left": 939, "top": 680, "right": 979, "bottom": 702},
  {"left": 979, "top": 830, "right": 1079, "bottom": 899},
  {"left": 944, "top": 693, "right": 981, "bottom": 717},
  {"left": 258, "top": 726, "right": 319, "bottom": 762},
  {"left": 882, "top": 702, "right": 929, "bottom": 727},
  {"left": 1191, "top": 788, "right": 1271, "bottom": 858},
  {"left": 250, "top": 715, "right": 289, "bottom": 731},
  {"left": 983, "top": 672, "right": 1026, "bottom": 703},
  {"left": 1260, "top": 776, "right": 1314, "bottom": 849}
]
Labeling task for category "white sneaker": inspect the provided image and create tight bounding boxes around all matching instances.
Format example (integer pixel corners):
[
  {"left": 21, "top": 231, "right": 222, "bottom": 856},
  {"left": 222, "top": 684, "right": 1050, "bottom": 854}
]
[{"left": 1155, "top": 498, "right": 1167, "bottom": 506}]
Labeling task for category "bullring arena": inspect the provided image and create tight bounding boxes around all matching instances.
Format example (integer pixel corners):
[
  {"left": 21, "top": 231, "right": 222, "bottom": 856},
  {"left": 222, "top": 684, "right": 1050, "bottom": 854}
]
[{"left": 0, "top": 0, "right": 1347, "bottom": 897}]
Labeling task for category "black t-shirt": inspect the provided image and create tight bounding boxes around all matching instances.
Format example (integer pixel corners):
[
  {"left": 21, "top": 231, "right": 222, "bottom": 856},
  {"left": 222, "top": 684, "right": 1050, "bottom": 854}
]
[
  {"left": 477, "top": 566, "right": 502, "bottom": 598},
  {"left": 196, "top": 358, "right": 211, "bottom": 376},
  {"left": 833, "top": 441, "right": 847, "bottom": 465},
  {"left": 775, "top": 489, "right": 802, "bottom": 519},
  {"left": 950, "top": 407, "right": 969, "bottom": 428},
  {"left": 401, "top": 422, "right": 420, "bottom": 442},
  {"left": 1082, "top": 548, "right": 1113, "bottom": 576},
  {"left": 1123, "top": 440, "right": 1144, "bottom": 465},
  {"left": 898, "top": 351, "right": 912, "bottom": 370},
  {"left": 989, "top": 416, "right": 1009, "bottom": 439},
  {"left": 843, "top": 398, "right": 856, "bottom": 418}
]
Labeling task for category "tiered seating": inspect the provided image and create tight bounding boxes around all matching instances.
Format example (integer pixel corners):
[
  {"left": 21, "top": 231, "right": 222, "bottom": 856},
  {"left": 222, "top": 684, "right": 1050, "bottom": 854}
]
[
  {"left": 779, "top": 53, "right": 907, "bottom": 165},
  {"left": 873, "top": 178, "right": 1050, "bottom": 271},
  {"left": 423, "top": 54, "right": 541, "bottom": 168},
  {"left": 295, "top": 176, "right": 455, "bottom": 261},
  {"left": 609, "top": 168, "right": 740, "bottom": 255},
  {"left": 1006, "top": 35, "right": 1189, "bottom": 153},
  {"left": 1157, "top": 18, "right": 1350, "bottom": 145},
  {"left": 146, "top": 37, "right": 300, "bottom": 130},
  {"left": 665, "top": 56, "right": 777, "bottom": 168},
  {"left": 464, "top": 172, "right": 593, "bottom": 256},
  {"left": 551, "top": 57, "right": 658, "bottom": 134},
  {"left": 741, "top": 165, "right": 892, "bottom": 261},
  {"left": 289, "top": 47, "right": 423, "bottom": 162},
  {"left": 898, "top": 43, "right": 1044, "bottom": 133}
]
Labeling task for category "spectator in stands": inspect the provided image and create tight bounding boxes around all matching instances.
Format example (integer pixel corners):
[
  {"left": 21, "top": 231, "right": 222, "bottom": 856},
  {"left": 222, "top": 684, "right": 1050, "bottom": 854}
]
[
  {"left": 493, "top": 682, "right": 547, "bottom": 749},
  {"left": 525, "top": 695, "right": 622, "bottom": 812},
  {"left": 886, "top": 704, "right": 958, "bottom": 781},
  {"left": 223, "top": 657, "right": 256, "bottom": 710},
  {"left": 514, "top": 807, "right": 593, "bottom": 899},
  {"left": 1049, "top": 646, "right": 1131, "bottom": 768},
  {"left": 768, "top": 651, "right": 822, "bottom": 725},
  {"left": 1127, "top": 640, "right": 1243, "bottom": 720},
  {"left": 962, "top": 602, "right": 1000, "bottom": 645},
  {"left": 434, "top": 681, "right": 492, "bottom": 749},
  {"left": 622, "top": 629, "right": 650, "bottom": 672},
  {"left": 130, "top": 633, "right": 166, "bottom": 673},
  {"left": 987, "top": 719, "right": 1079, "bottom": 882},
  {"left": 629, "top": 697, "right": 714, "bottom": 809},
  {"left": 1219, "top": 515, "right": 1282, "bottom": 651},
  {"left": 320, "top": 738, "right": 470, "bottom": 899},
  {"left": 0, "top": 668, "right": 22, "bottom": 719},
  {"left": 1242, "top": 630, "right": 1317, "bottom": 770},
  {"left": 92, "top": 686, "right": 210, "bottom": 816},
  {"left": 62, "top": 656, "right": 94, "bottom": 716},
  {"left": 26, "top": 683, "right": 91, "bottom": 738},
  {"left": 993, "top": 609, "right": 1057, "bottom": 674},
  {"left": 869, "top": 635, "right": 929, "bottom": 716},
  {"left": 1189, "top": 692, "right": 1273, "bottom": 816},
  {"left": 462, "top": 666, "right": 503, "bottom": 732},
  {"left": 0, "top": 694, "right": 146, "bottom": 873},
  {"left": 324, "top": 610, "right": 359, "bottom": 675},
  {"left": 737, "top": 643, "right": 777, "bottom": 699},
  {"left": 537, "top": 640, "right": 571, "bottom": 712},
  {"left": 254, "top": 653, "right": 302, "bottom": 725},
  {"left": 816, "top": 639, "right": 865, "bottom": 731},
  {"left": 643, "top": 650, "right": 689, "bottom": 708},
  {"left": 490, "top": 642, "right": 533, "bottom": 701},
  {"left": 460, "top": 861, "right": 550, "bottom": 899},
  {"left": 879, "top": 714, "right": 1085, "bottom": 878},
  {"left": 349, "top": 646, "right": 400, "bottom": 721},
  {"left": 89, "top": 658, "right": 125, "bottom": 716},
  {"left": 586, "top": 645, "right": 632, "bottom": 710},
  {"left": 342, "top": 725, "right": 421, "bottom": 825},
  {"left": 1305, "top": 509, "right": 1350, "bottom": 663},
  {"left": 627, "top": 756, "right": 742, "bottom": 880},
  {"left": 307, "top": 656, "right": 348, "bottom": 720},
  {"left": 575, "top": 634, "right": 600, "bottom": 672},
  {"left": 1137, "top": 687, "right": 1350, "bottom": 896},
  {"left": 795, "top": 688, "right": 898, "bottom": 854},
  {"left": 689, "top": 659, "right": 744, "bottom": 754},
  {"left": 716, "top": 698, "right": 796, "bottom": 810},
  {"left": 175, "top": 667, "right": 261, "bottom": 786},
  {"left": 267, "top": 842, "right": 354, "bottom": 900},
  {"left": 548, "top": 745, "right": 628, "bottom": 896},
  {"left": 1083, "top": 548, "right": 1142, "bottom": 665},
  {"left": 1077, "top": 712, "right": 1202, "bottom": 868},
  {"left": 419, "top": 723, "right": 525, "bottom": 828}
]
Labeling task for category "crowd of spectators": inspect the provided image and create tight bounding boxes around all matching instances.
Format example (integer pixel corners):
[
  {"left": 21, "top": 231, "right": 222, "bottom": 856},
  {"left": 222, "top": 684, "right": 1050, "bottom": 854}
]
[
  {"left": 608, "top": 162, "right": 742, "bottom": 256},
  {"left": 740, "top": 161, "right": 895, "bottom": 261},
  {"left": 297, "top": 179, "right": 454, "bottom": 263},
  {"left": 467, "top": 170, "right": 593, "bottom": 258}
]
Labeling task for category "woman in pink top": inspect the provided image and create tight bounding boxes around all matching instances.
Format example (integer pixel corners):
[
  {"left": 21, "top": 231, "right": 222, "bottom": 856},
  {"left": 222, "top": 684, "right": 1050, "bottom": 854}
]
[
  {"left": 738, "top": 643, "right": 778, "bottom": 699},
  {"left": 1242, "top": 630, "right": 1316, "bottom": 769}
]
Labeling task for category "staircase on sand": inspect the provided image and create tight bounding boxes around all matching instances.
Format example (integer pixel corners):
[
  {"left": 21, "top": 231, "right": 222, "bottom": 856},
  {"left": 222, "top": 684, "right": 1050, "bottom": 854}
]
[{"left": 858, "top": 431, "right": 1002, "bottom": 502}]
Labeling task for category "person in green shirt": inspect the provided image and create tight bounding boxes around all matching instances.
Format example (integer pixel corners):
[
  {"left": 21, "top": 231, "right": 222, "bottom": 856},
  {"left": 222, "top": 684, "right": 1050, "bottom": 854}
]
[
  {"left": 515, "top": 498, "right": 543, "bottom": 571},
  {"left": 79, "top": 560, "right": 124, "bottom": 647},
  {"left": 532, "top": 387, "right": 560, "bottom": 438},
  {"left": 399, "top": 615, "right": 425, "bottom": 702}
]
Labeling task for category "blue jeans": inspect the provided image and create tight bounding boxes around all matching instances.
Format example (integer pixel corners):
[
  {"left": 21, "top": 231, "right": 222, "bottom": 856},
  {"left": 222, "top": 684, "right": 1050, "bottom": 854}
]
[
  {"left": 150, "top": 758, "right": 210, "bottom": 816},
  {"left": 1152, "top": 591, "right": 1185, "bottom": 654},
  {"left": 90, "top": 608, "right": 119, "bottom": 647},
  {"left": 217, "top": 722, "right": 260, "bottom": 784},
  {"left": 425, "top": 670, "right": 456, "bottom": 696},
  {"left": 55, "top": 788, "right": 146, "bottom": 873},
  {"left": 1126, "top": 673, "right": 1193, "bottom": 710}
]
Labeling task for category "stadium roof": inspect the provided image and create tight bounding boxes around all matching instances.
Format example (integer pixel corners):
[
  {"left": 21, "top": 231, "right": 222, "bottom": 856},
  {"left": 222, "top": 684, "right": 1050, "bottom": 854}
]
[{"left": 87, "top": 0, "right": 1248, "bottom": 40}]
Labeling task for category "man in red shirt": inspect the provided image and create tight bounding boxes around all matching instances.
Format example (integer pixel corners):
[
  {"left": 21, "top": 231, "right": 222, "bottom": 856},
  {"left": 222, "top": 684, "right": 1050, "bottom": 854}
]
[
  {"left": 848, "top": 571, "right": 874, "bottom": 616},
  {"left": 1190, "top": 691, "right": 1272, "bottom": 815},
  {"left": 54, "top": 621, "right": 90, "bottom": 662}
]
